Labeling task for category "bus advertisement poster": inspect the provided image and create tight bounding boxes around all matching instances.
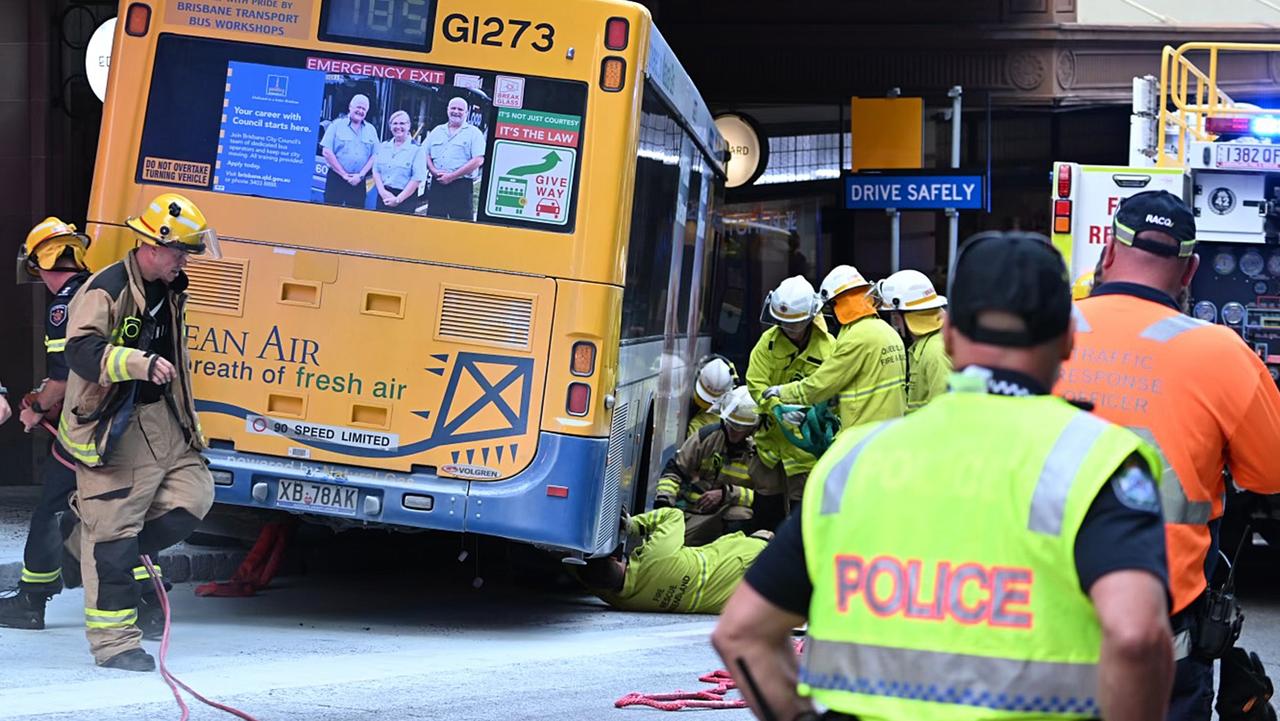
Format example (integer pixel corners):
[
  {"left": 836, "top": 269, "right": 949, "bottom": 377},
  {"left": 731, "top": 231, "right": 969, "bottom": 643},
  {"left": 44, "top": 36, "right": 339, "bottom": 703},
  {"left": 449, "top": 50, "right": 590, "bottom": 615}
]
[
  {"left": 485, "top": 139, "right": 576, "bottom": 226},
  {"left": 214, "top": 61, "right": 325, "bottom": 201}
]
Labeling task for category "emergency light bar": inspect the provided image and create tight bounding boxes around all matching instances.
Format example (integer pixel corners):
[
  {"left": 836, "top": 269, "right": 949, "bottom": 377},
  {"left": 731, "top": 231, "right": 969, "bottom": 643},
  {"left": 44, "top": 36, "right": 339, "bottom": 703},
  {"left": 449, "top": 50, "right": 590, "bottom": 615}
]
[{"left": 1205, "top": 116, "right": 1280, "bottom": 137}]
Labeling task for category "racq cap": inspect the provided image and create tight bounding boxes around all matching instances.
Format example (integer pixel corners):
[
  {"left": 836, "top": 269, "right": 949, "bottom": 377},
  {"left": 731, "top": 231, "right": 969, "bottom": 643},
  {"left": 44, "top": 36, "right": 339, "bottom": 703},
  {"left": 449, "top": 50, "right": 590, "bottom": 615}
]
[
  {"left": 949, "top": 232, "right": 1072, "bottom": 348},
  {"left": 1113, "top": 190, "right": 1197, "bottom": 258}
]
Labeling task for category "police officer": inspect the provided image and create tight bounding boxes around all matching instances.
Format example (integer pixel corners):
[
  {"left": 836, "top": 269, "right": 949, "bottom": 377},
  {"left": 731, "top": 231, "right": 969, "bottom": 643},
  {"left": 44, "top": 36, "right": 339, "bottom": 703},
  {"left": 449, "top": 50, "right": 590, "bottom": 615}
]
[
  {"left": 1057, "top": 191, "right": 1280, "bottom": 721},
  {"left": 60, "top": 193, "right": 219, "bottom": 671},
  {"left": 713, "top": 233, "right": 1175, "bottom": 721},
  {"left": 746, "top": 276, "right": 834, "bottom": 529},
  {"left": 764, "top": 264, "right": 906, "bottom": 445},
  {"left": 875, "top": 269, "right": 952, "bottom": 412},
  {"left": 0, "top": 218, "right": 96, "bottom": 630},
  {"left": 656, "top": 386, "right": 759, "bottom": 546},
  {"left": 688, "top": 355, "right": 738, "bottom": 437}
]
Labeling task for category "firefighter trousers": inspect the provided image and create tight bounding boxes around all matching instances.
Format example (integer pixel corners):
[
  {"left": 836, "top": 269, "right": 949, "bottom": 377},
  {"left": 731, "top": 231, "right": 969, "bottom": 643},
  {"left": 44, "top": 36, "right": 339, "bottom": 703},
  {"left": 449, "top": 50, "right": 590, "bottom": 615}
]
[
  {"left": 18, "top": 448, "right": 77, "bottom": 594},
  {"left": 73, "top": 402, "right": 213, "bottom": 664}
]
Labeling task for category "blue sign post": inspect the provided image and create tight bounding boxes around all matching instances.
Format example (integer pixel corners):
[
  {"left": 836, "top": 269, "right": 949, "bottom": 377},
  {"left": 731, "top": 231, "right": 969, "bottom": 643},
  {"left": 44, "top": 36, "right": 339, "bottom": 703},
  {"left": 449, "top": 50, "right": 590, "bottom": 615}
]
[{"left": 844, "top": 173, "right": 985, "bottom": 210}]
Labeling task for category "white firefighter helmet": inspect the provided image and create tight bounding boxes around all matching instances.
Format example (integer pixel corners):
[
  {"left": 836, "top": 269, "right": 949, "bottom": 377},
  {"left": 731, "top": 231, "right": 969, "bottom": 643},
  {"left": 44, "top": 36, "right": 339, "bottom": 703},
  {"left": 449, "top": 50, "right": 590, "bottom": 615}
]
[
  {"left": 765, "top": 276, "right": 821, "bottom": 323},
  {"left": 695, "top": 357, "right": 736, "bottom": 406},
  {"left": 819, "top": 265, "right": 871, "bottom": 303},
  {"left": 875, "top": 269, "right": 947, "bottom": 311},
  {"left": 718, "top": 386, "right": 760, "bottom": 429}
]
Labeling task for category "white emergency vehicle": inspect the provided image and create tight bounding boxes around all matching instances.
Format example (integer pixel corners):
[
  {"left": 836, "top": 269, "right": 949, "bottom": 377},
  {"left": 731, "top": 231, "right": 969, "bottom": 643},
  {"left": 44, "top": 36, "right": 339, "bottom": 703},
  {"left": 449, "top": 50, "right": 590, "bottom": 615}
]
[{"left": 1052, "top": 41, "right": 1280, "bottom": 553}]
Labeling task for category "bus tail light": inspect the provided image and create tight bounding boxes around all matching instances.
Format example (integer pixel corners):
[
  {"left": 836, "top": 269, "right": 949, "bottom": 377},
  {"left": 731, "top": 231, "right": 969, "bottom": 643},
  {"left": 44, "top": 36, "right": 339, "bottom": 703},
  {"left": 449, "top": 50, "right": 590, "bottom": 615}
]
[
  {"left": 125, "top": 3, "right": 151, "bottom": 36},
  {"left": 1056, "top": 164, "right": 1072, "bottom": 199},
  {"left": 567, "top": 383, "right": 591, "bottom": 416},
  {"left": 605, "top": 18, "right": 629, "bottom": 51},
  {"left": 1053, "top": 199, "right": 1072, "bottom": 234},
  {"left": 600, "top": 57, "right": 626, "bottom": 93},
  {"left": 571, "top": 341, "right": 596, "bottom": 376}
]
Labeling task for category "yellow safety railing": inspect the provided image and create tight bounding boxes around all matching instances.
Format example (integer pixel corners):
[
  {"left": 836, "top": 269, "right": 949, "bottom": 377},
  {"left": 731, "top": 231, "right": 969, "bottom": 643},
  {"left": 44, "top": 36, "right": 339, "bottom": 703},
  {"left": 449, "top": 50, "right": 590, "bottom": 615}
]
[{"left": 1157, "top": 42, "right": 1280, "bottom": 167}]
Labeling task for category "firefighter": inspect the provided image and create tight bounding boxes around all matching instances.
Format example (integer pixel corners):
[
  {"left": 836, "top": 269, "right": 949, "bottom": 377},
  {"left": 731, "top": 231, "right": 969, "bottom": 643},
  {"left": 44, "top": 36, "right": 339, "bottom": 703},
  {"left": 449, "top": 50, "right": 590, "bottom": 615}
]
[
  {"left": 576, "top": 507, "right": 772, "bottom": 614},
  {"left": 687, "top": 355, "right": 737, "bottom": 437},
  {"left": 875, "top": 269, "right": 952, "bottom": 412},
  {"left": 0, "top": 218, "right": 101, "bottom": 631},
  {"left": 764, "top": 264, "right": 906, "bottom": 443},
  {"left": 746, "top": 276, "right": 834, "bottom": 530},
  {"left": 1056, "top": 191, "right": 1280, "bottom": 720},
  {"left": 656, "top": 386, "right": 759, "bottom": 546},
  {"left": 59, "top": 193, "right": 220, "bottom": 671},
  {"left": 713, "top": 232, "right": 1174, "bottom": 721}
]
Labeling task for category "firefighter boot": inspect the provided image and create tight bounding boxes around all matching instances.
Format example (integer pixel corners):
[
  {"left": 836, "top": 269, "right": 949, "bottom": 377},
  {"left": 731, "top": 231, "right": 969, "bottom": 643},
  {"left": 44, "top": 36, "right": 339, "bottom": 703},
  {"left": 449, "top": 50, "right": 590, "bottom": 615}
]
[
  {"left": 137, "top": 593, "right": 164, "bottom": 641},
  {"left": 97, "top": 648, "right": 156, "bottom": 672},
  {"left": 0, "top": 590, "right": 50, "bottom": 630}
]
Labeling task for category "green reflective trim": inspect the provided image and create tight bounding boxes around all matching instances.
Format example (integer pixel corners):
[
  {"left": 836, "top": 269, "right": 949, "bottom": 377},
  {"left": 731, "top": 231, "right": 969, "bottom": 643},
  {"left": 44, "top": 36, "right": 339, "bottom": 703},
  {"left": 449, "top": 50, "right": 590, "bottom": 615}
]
[
  {"left": 21, "top": 567, "right": 60, "bottom": 584},
  {"left": 1028, "top": 412, "right": 1109, "bottom": 535},
  {"left": 837, "top": 377, "right": 906, "bottom": 402},
  {"left": 44, "top": 337, "right": 66, "bottom": 352},
  {"left": 84, "top": 607, "right": 138, "bottom": 629}
]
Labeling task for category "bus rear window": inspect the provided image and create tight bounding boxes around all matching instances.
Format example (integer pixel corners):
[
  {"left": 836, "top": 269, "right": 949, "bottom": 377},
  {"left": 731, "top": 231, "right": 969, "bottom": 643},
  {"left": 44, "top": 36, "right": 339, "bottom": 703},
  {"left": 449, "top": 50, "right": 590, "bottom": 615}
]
[{"left": 136, "top": 34, "right": 587, "bottom": 232}]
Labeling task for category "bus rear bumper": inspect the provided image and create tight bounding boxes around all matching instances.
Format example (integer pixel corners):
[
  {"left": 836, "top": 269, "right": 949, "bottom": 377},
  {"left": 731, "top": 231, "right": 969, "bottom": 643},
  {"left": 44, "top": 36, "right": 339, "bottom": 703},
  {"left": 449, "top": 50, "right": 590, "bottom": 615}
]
[{"left": 206, "top": 432, "right": 615, "bottom": 554}]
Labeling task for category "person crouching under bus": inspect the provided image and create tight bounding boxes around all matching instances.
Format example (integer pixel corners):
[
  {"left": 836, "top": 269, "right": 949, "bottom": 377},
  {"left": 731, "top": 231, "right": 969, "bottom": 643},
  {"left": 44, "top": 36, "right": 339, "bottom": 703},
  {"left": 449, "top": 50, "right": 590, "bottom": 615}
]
[
  {"left": 59, "top": 193, "right": 219, "bottom": 671},
  {"left": 576, "top": 507, "right": 773, "bottom": 614},
  {"left": 656, "top": 386, "right": 760, "bottom": 546},
  {"left": 875, "top": 269, "right": 952, "bottom": 413},
  {"left": 687, "top": 355, "right": 738, "bottom": 437},
  {"left": 746, "top": 276, "right": 834, "bottom": 531}
]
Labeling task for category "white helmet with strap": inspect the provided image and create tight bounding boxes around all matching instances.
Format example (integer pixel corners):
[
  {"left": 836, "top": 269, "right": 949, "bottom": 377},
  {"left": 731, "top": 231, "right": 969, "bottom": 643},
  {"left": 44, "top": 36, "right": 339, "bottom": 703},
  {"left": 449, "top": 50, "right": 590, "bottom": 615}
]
[
  {"left": 766, "top": 276, "right": 821, "bottom": 323},
  {"left": 695, "top": 357, "right": 736, "bottom": 405},
  {"left": 875, "top": 269, "right": 947, "bottom": 311},
  {"left": 819, "top": 265, "right": 871, "bottom": 303},
  {"left": 717, "top": 386, "right": 760, "bottom": 429}
]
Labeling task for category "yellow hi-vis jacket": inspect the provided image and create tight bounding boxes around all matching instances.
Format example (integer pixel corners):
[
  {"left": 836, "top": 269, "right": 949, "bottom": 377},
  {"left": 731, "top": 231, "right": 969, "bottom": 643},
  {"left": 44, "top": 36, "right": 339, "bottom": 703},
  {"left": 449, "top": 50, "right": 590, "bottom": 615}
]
[
  {"left": 778, "top": 315, "right": 906, "bottom": 431},
  {"left": 798, "top": 387, "right": 1159, "bottom": 720},
  {"left": 59, "top": 250, "right": 205, "bottom": 467},
  {"left": 594, "top": 508, "right": 766, "bottom": 613},
  {"left": 906, "top": 331, "right": 951, "bottom": 413},
  {"left": 747, "top": 325, "right": 834, "bottom": 477}
]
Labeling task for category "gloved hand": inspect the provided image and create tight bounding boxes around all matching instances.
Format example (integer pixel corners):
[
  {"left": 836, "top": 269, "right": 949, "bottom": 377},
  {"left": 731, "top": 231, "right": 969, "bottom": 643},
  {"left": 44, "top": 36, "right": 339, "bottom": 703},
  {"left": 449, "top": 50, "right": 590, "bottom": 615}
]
[
  {"left": 1218, "top": 647, "right": 1277, "bottom": 721},
  {"left": 782, "top": 409, "right": 806, "bottom": 425},
  {"left": 762, "top": 386, "right": 782, "bottom": 401}
]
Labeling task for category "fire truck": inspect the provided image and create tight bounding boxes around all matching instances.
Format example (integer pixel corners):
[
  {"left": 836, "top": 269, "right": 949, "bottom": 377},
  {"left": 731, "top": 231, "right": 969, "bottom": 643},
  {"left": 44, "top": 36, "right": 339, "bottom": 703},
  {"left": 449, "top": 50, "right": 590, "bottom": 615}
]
[{"left": 1051, "top": 42, "right": 1280, "bottom": 555}]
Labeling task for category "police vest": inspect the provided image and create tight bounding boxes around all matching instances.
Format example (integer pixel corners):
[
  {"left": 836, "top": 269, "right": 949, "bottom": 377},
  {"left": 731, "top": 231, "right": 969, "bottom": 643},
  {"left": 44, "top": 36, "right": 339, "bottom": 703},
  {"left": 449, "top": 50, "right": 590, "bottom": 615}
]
[{"left": 799, "top": 390, "right": 1159, "bottom": 720}]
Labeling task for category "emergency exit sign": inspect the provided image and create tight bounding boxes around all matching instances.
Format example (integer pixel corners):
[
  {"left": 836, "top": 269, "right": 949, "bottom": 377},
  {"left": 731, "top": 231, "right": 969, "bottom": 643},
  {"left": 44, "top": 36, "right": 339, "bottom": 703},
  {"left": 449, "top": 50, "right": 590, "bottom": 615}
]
[{"left": 844, "top": 172, "right": 985, "bottom": 210}]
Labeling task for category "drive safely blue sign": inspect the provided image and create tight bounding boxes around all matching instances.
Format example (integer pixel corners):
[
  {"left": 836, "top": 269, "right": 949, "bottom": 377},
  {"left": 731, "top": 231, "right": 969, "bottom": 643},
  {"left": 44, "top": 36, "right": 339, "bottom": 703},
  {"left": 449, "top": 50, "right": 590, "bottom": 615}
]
[{"left": 845, "top": 173, "right": 985, "bottom": 210}]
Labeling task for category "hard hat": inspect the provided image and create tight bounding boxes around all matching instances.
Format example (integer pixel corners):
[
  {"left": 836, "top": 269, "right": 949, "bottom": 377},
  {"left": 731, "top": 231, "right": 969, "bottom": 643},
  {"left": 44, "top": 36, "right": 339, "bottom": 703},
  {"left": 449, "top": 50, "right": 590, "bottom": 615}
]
[
  {"left": 717, "top": 386, "right": 759, "bottom": 429},
  {"left": 18, "top": 217, "right": 89, "bottom": 283},
  {"left": 125, "top": 193, "right": 221, "bottom": 258},
  {"left": 765, "top": 276, "right": 820, "bottom": 323},
  {"left": 818, "top": 265, "right": 871, "bottom": 303},
  {"left": 694, "top": 357, "right": 736, "bottom": 406},
  {"left": 875, "top": 269, "right": 947, "bottom": 311},
  {"left": 1071, "top": 271, "right": 1094, "bottom": 301}
]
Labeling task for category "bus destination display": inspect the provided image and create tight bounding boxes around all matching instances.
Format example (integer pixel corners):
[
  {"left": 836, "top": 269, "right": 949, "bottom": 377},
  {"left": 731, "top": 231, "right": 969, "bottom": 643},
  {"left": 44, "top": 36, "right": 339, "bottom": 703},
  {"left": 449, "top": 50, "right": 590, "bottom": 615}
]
[{"left": 320, "top": 0, "right": 435, "bottom": 50}]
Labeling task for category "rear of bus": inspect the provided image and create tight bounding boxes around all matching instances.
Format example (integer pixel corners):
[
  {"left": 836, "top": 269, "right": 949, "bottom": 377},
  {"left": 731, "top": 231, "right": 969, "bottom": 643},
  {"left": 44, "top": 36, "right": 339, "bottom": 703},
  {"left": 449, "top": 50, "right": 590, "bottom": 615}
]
[{"left": 86, "top": 0, "right": 662, "bottom": 555}]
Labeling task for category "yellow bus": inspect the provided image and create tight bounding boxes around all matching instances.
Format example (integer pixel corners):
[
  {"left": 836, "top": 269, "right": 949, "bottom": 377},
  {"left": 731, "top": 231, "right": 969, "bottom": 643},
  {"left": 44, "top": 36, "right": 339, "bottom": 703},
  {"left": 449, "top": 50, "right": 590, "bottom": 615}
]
[{"left": 85, "top": 0, "right": 726, "bottom": 557}]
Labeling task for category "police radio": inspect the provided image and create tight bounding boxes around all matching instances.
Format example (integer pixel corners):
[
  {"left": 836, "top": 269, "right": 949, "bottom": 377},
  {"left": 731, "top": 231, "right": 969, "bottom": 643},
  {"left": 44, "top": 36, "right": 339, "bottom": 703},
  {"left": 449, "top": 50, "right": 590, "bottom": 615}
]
[{"left": 1193, "top": 526, "right": 1248, "bottom": 661}]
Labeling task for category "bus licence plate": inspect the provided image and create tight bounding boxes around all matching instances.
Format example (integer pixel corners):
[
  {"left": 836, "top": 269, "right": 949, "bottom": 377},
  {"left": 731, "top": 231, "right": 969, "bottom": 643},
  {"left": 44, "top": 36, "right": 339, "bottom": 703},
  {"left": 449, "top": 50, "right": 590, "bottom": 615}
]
[
  {"left": 1215, "top": 144, "right": 1280, "bottom": 171},
  {"left": 276, "top": 480, "right": 359, "bottom": 516}
]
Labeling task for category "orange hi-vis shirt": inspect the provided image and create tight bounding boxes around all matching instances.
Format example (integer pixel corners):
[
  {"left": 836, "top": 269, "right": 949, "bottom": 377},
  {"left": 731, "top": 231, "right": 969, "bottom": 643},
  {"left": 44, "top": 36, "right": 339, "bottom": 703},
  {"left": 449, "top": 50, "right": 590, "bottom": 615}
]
[{"left": 1055, "top": 284, "right": 1280, "bottom": 614}]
